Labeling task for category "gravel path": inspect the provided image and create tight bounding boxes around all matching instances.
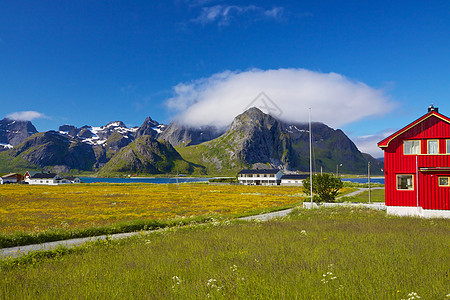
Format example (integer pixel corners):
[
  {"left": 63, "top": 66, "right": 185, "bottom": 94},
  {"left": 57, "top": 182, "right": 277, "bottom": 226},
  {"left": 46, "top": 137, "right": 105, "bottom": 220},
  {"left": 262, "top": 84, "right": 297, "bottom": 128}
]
[{"left": 1, "top": 187, "right": 385, "bottom": 259}]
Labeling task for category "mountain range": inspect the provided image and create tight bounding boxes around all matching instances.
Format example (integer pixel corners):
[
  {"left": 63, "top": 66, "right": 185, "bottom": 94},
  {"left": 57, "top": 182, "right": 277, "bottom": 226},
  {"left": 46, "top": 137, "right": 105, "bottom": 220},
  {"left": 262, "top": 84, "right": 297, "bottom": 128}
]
[{"left": 0, "top": 108, "right": 383, "bottom": 175}]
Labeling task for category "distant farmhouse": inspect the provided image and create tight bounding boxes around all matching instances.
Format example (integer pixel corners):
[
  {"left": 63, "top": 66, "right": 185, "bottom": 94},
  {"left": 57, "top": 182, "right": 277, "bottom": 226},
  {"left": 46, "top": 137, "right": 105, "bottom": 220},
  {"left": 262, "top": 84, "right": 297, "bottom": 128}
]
[
  {"left": 238, "top": 169, "right": 308, "bottom": 186},
  {"left": 378, "top": 105, "right": 450, "bottom": 218},
  {"left": 0, "top": 173, "right": 24, "bottom": 184},
  {"left": 238, "top": 169, "right": 283, "bottom": 185},
  {"left": 12, "top": 171, "right": 82, "bottom": 185}
]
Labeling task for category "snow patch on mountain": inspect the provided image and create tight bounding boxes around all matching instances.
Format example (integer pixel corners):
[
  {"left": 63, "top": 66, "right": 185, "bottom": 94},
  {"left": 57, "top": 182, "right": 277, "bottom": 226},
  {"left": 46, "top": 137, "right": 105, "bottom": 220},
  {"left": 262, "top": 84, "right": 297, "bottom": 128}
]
[{"left": 0, "top": 143, "right": 13, "bottom": 149}]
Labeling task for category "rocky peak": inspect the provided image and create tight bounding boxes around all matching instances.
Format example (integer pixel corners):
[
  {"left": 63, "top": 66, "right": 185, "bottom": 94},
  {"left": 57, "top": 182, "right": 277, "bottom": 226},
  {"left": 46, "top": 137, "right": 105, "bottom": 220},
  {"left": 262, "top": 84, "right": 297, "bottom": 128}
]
[
  {"left": 219, "top": 107, "right": 294, "bottom": 169},
  {"left": 158, "top": 121, "right": 225, "bottom": 147},
  {"left": 135, "top": 116, "right": 165, "bottom": 139},
  {"left": 0, "top": 118, "right": 38, "bottom": 147}
]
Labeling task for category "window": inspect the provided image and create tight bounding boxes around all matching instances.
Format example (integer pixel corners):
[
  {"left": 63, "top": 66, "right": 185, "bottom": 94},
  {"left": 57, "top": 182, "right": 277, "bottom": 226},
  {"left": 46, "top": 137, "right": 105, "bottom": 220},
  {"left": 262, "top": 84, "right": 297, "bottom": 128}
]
[
  {"left": 404, "top": 140, "right": 421, "bottom": 155},
  {"left": 439, "top": 177, "right": 450, "bottom": 187},
  {"left": 397, "top": 175, "right": 414, "bottom": 190},
  {"left": 427, "top": 140, "right": 439, "bottom": 154},
  {"left": 447, "top": 140, "right": 450, "bottom": 154}
]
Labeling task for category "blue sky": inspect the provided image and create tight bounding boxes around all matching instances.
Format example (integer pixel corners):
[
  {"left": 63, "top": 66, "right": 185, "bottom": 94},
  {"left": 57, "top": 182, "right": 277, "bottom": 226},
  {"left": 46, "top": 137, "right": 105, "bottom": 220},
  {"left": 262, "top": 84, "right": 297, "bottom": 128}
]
[{"left": 1, "top": 0, "right": 449, "bottom": 157}]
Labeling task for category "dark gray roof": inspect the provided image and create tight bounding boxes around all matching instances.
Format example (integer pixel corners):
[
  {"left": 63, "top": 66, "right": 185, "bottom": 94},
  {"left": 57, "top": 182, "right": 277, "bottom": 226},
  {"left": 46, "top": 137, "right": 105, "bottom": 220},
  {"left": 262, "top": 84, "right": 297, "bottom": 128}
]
[
  {"left": 65, "top": 176, "right": 79, "bottom": 181},
  {"left": 281, "top": 174, "right": 309, "bottom": 180},
  {"left": 30, "top": 172, "right": 58, "bottom": 179},
  {"left": 238, "top": 169, "right": 280, "bottom": 175}
]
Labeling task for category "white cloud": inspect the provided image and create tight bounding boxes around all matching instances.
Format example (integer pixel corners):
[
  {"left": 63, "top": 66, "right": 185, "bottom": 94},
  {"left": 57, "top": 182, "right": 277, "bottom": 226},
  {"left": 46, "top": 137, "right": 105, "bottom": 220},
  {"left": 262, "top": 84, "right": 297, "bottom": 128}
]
[
  {"left": 352, "top": 130, "right": 395, "bottom": 158},
  {"left": 6, "top": 111, "right": 48, "bottom": 121},
  {"left": 166, "top": 68, "right": 396, "bottom": 129},
  {"left": 190, "top": 5, "right": 285, "bottom": 26},
  {"left": 264, "top": 7, "right": 284, "bottom": 19}
]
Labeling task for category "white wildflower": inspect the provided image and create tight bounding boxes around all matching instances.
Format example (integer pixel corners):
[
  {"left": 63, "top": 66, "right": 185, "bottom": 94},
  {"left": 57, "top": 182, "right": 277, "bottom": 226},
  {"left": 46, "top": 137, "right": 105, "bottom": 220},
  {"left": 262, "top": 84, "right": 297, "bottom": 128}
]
[
  {"left": 172, "top": 276, "right": 182, "bottom": 289},
  {"left": 401, "top": 291, "right": 422, "bottom": 300},
  {"left": 207, "top": 279, "right": 217, "bottom": 287}
]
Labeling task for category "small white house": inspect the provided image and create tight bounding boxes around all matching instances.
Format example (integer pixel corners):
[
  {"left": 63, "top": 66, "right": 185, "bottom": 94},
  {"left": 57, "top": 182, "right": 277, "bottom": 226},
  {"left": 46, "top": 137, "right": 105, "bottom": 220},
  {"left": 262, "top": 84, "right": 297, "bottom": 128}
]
[
  {"left": 65, "top": 176, "right": 82, "bottom": 183},
  {"left": 280, "top": 174, "right": 309, "bottom": 186},
  {"left": 238, "top": 169, "right": 283, "bottom": 185}
]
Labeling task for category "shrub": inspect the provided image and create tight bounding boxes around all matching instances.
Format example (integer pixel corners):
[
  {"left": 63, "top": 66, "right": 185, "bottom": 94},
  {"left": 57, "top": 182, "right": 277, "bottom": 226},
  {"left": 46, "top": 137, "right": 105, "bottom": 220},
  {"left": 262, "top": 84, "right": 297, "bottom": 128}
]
[{"left": 302, "top": 173, "right": 343, "bottom": 203}]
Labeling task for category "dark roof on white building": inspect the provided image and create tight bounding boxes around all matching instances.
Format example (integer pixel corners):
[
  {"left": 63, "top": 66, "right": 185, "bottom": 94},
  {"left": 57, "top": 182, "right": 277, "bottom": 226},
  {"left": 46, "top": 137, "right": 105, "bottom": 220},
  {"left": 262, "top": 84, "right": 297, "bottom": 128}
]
[
  {"left": 30, "top": 172, "right": 58, "bottom": 179},
  {"left": 281, "top": 174, "right": 309, "bottom": 180},
  {"left": 238, "top": 169, "right": 280, "bottom": 175}
]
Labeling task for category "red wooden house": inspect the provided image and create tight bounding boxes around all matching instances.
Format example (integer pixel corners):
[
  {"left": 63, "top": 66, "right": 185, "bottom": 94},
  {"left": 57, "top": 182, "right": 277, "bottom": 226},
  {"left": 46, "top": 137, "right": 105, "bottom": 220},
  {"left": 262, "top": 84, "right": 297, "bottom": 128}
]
[{"left": 378, "top": 105, "right": 450, "bottom": 218}]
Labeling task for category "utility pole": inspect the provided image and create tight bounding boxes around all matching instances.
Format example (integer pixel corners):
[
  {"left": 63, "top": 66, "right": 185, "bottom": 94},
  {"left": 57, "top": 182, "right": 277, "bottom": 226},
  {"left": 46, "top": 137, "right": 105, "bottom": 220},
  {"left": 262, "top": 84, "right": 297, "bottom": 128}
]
[
  {"left": 309, "top": 108, "right": 313, "bottom": 204},
  {"left": 176, "top": 167, "right": 179, "bottom": 190},
  {"left": 368, "top": 162, "right": 371, "bottom": 203}
]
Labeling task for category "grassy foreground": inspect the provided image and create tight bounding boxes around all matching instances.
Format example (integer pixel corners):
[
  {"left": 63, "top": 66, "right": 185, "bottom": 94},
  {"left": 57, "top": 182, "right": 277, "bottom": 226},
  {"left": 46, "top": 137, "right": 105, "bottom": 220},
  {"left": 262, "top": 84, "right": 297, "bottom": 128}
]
[{"left": 1, "top": 207, "right": 449, "bottom": 299}]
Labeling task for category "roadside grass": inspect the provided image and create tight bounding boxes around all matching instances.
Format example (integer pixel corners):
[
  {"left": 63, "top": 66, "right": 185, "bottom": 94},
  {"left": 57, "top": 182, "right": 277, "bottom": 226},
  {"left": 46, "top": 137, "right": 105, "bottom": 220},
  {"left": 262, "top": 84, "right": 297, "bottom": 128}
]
[
  {"left": 339, "top": 188, "right": 385, "bottom": 203},
  {"left": 1, "top": 207, "right": 448, "bottom": 299},
  {"left": 0, "top": 183, "right": 305, "bottom": 247}
]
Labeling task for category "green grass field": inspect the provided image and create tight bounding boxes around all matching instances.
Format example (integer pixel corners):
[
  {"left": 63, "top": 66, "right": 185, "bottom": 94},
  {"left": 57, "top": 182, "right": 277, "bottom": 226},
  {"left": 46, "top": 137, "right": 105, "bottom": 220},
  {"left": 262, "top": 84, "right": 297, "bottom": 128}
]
[
  {"left": 1, "top": 207, "right": 448, "bottom": 299},
  {"left": 340, "top": 188, "right": 385, "bottom": 203}
]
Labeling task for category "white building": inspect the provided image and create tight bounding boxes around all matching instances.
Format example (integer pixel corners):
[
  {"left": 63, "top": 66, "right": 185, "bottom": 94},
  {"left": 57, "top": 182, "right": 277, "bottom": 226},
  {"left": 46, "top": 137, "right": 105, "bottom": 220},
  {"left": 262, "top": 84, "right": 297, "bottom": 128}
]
[
  {"left": 25, "top": 172, "right": 63, "bottom": 185},
  {"left": 280, "top": 174, "right": 309, "bottom": 186},
  {"left": 65, "top": 176, "right": 82, "bottom": 183},
  {"left": 238, "top": 169, "right": 283, "bottom": 185}
]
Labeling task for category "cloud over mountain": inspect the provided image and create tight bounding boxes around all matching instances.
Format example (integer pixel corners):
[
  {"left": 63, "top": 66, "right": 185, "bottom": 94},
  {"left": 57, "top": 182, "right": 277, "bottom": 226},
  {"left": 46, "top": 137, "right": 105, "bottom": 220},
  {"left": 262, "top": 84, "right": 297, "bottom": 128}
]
[
  {"left": 166, "top": 68, "right": 396, "bottom": 129},
  {"left": 6, "top": 111, "right": 48, "bottom": 121}
]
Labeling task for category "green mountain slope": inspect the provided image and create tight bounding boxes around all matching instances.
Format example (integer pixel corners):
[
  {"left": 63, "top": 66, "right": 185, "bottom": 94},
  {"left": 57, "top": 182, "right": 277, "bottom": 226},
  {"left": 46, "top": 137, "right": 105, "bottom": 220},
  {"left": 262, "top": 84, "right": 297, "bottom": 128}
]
[
  {"left": 99, "top": 135, "right": 205, "bottom": 176},
  {"left": 0, "top": 151, "right": 40, "bottom": 174},
  {"left": 5, "top": 131, "right": 97, "bottom": 173}
]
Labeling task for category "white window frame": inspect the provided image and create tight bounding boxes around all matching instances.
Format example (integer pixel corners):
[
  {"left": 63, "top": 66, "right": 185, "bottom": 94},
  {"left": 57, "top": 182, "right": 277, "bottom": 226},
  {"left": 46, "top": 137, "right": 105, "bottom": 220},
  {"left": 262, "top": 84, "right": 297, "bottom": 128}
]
[
  {"left": 427, "top": 139, "right": 439, "bottom": 154},
  {"left": 404, "top": 140, "right": 421, "bottom": 155},
  {"left": 446, "top": 140, "right": 450, "bottom": 154},
  {"left": 396, "top": 174, "right": 414, "bottom": 190}
]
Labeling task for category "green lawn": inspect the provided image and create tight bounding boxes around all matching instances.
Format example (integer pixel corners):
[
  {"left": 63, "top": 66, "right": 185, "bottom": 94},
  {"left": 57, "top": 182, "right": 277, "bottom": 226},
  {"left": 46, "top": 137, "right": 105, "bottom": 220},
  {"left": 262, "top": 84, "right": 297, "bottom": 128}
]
[
  {"left": 1, "top": 207, "right": 448, "bottom": 299},
  {"left": 340, "top": 188, "right": 385, "bottom": 203}
]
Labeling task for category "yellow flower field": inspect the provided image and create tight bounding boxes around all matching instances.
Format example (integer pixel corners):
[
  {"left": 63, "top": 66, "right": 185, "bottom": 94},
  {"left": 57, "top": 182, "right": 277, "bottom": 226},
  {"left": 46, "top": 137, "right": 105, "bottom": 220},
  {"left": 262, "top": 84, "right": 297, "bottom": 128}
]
[{"left": 0, "top": 183, "right": 306, "bottom": 234}]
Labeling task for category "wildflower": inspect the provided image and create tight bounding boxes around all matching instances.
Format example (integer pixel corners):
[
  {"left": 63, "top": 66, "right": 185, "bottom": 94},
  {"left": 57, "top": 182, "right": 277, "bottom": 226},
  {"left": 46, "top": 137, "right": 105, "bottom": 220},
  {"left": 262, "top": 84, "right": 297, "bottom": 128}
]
[
  {"left": 300, "top": 230, "right": 307, "bottom": 236},
  {"left": 207, "top": 279, "right": 217, "bottom": 287},
  {"left": 172, "top": 276, "right": 182, "bottom": 289},
  {"left": 401, "top": 292, "right": 421, "bottom": 300},
  {"left": 230, "top": 265, "right": 238, "bottom": 272}
]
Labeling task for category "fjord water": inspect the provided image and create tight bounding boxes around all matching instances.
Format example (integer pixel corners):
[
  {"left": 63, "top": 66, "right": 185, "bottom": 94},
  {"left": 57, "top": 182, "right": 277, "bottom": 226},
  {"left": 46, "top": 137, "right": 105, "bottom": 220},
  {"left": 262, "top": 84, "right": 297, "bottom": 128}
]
[
  {"left": 80, "top": 177, "right": 385, "bottom": 184},
  {"left": 80, "top": 177, "right": 211, "bottom": 184}
]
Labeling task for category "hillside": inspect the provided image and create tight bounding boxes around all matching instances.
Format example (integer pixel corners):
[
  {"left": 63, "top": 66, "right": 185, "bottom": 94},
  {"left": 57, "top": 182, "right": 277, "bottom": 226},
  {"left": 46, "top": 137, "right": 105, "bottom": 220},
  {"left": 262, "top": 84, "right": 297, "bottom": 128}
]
[
  {"left": 99, "top": 135, "right": 205, "bottom": 176},
  {"left": 7, "top": 131, "right": 98, "bottom": 173}
]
